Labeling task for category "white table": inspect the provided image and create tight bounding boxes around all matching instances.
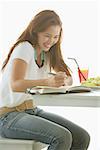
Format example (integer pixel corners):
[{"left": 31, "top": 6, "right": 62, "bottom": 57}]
[
  {"left": 33, "top": 90, "right": 100, "bottom": 107},
  {"left": 33, "top": 90, "right": 100, "bottom": 150}
]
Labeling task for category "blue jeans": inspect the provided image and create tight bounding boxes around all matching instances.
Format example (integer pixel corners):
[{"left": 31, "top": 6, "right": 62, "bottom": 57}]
[{"left": 0, "top": 107, "right": 90, "bottom": 150}]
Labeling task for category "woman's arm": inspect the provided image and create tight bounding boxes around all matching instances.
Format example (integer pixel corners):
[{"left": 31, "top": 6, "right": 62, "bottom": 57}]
[
  {"left": 11, "top": 59, "right": 66, "bottom": 92},
  {"left": 10, "top": 59, "right": 48, "bottom": 92}
]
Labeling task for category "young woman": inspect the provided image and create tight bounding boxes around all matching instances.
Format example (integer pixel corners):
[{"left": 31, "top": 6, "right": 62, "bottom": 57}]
[{"left": 0, "top": 10, "right": 90, "bottom": 150}]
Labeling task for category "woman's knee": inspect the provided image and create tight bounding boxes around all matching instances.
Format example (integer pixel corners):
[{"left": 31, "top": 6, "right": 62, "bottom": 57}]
[
  {"left": 55, "top": 127, "right": 72, "bottom": 147},
  {"left": 62, "top": 129, "right": 72, "bottom": 144},
  {"left": 76, "top": 128, "right": 90, "bottom": 149},
  {"left": 81, "top": 130, "right": 90, "bottom": 149}
]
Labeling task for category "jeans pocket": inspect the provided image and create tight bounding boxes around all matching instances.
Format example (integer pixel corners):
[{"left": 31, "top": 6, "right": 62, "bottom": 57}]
[
  {"left": 0, "top": 112, "right": 24, "bottom": 137},
  {"left": 0, "top": 114, "right": 9, "bottom": 136},
  {"left": 0, "top": 113, "right": 9, "bottom": 126},
  {"left": 0, "top": 119, "right": 3, "bottom": 129},
  {"left": 0, "top": 112, "right": 21, "bottom": 128}
]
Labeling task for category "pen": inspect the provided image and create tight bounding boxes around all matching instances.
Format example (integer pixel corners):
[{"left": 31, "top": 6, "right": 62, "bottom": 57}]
[
  {"left": 48, "top": 72, "right": 67, "bottom": 77},
  {"left": 48, "top": 72, "right": 69, "bottom": 81},
  {"left": 48, "top": 72, "right": 56, "bottom": 76}
]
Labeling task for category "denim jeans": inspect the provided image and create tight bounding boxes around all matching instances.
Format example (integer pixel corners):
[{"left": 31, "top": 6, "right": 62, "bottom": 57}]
[{"left": 0, "top": 107, "right": 90, "bottom": 150}]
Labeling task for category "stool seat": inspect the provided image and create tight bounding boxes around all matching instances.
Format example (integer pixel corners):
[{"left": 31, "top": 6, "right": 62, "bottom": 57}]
[{"left": 0, "top": 136, "right": 47, "bottom": 150}]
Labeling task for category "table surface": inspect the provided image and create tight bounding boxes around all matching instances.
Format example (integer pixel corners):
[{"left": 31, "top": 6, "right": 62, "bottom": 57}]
[{"left": 33, "top": 90, "right": 100, "bottom": 107}]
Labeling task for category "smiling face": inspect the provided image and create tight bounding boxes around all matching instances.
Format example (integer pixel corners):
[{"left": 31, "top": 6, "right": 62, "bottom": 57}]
[{"left": 37, "top": 25, "right": 61, "bottom": 52}]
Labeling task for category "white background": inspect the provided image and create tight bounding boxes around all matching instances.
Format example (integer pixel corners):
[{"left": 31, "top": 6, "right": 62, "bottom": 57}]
[
  {"left": 0, "top": 0, "right": 100, "bottom": 149},
  {"left": 0, "top": 0, "right": 100, "bottom": 79}
]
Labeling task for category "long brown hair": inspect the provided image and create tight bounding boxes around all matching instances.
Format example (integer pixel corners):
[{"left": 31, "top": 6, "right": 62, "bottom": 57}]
[{"left": 2, "top": 10, "right": 71, "bottom": 76}]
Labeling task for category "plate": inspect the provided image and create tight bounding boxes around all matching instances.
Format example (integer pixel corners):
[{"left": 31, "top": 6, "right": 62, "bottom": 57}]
[{"left": 85, "top": 86, "right": 100, "bottom": 90}]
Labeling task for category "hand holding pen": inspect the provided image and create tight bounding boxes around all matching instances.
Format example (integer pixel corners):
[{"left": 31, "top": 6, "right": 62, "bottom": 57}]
[
  {"left": 48, "top": 72, "right": 67, "bottom": 87},
  {"left": 48, "top": 72, "right": 73, "bottom": 86}
]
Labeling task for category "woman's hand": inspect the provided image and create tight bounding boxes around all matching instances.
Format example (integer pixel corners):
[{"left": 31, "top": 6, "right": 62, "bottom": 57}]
[
  {"left": 47, "top": 72, "right": 67, "bottom": 87},
  {"left": 64, "top": 76, "right": 73, "bottom": 86}
]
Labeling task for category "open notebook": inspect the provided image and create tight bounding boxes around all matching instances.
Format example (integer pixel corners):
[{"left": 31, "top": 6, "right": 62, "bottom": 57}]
[{"left": 26, "top": 85, "right": 91, "bottom": 95}]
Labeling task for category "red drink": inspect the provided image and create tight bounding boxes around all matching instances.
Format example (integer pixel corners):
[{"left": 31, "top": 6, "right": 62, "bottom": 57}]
[{"left": 78, "top": 69, "right": 88, "bottom": 83}]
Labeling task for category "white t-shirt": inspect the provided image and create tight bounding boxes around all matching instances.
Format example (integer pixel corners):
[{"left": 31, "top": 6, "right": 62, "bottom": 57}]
[{"left": 0, "top": 41, "right": 50, "bottom": 108}]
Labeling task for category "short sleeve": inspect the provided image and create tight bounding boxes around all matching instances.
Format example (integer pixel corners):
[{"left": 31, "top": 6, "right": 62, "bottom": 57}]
[{"left": 11, "top": 41, "right": 34, "bottom": 64}]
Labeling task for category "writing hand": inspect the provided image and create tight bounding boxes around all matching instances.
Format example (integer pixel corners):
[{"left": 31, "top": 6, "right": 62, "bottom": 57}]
[{"left": 47, "top": 71, "right": 67, "bottom": 87}]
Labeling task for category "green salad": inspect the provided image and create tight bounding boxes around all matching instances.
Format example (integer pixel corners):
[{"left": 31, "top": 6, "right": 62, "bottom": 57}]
[{"left": 81, "top": 76, "right": 100, "bottom": 87}]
